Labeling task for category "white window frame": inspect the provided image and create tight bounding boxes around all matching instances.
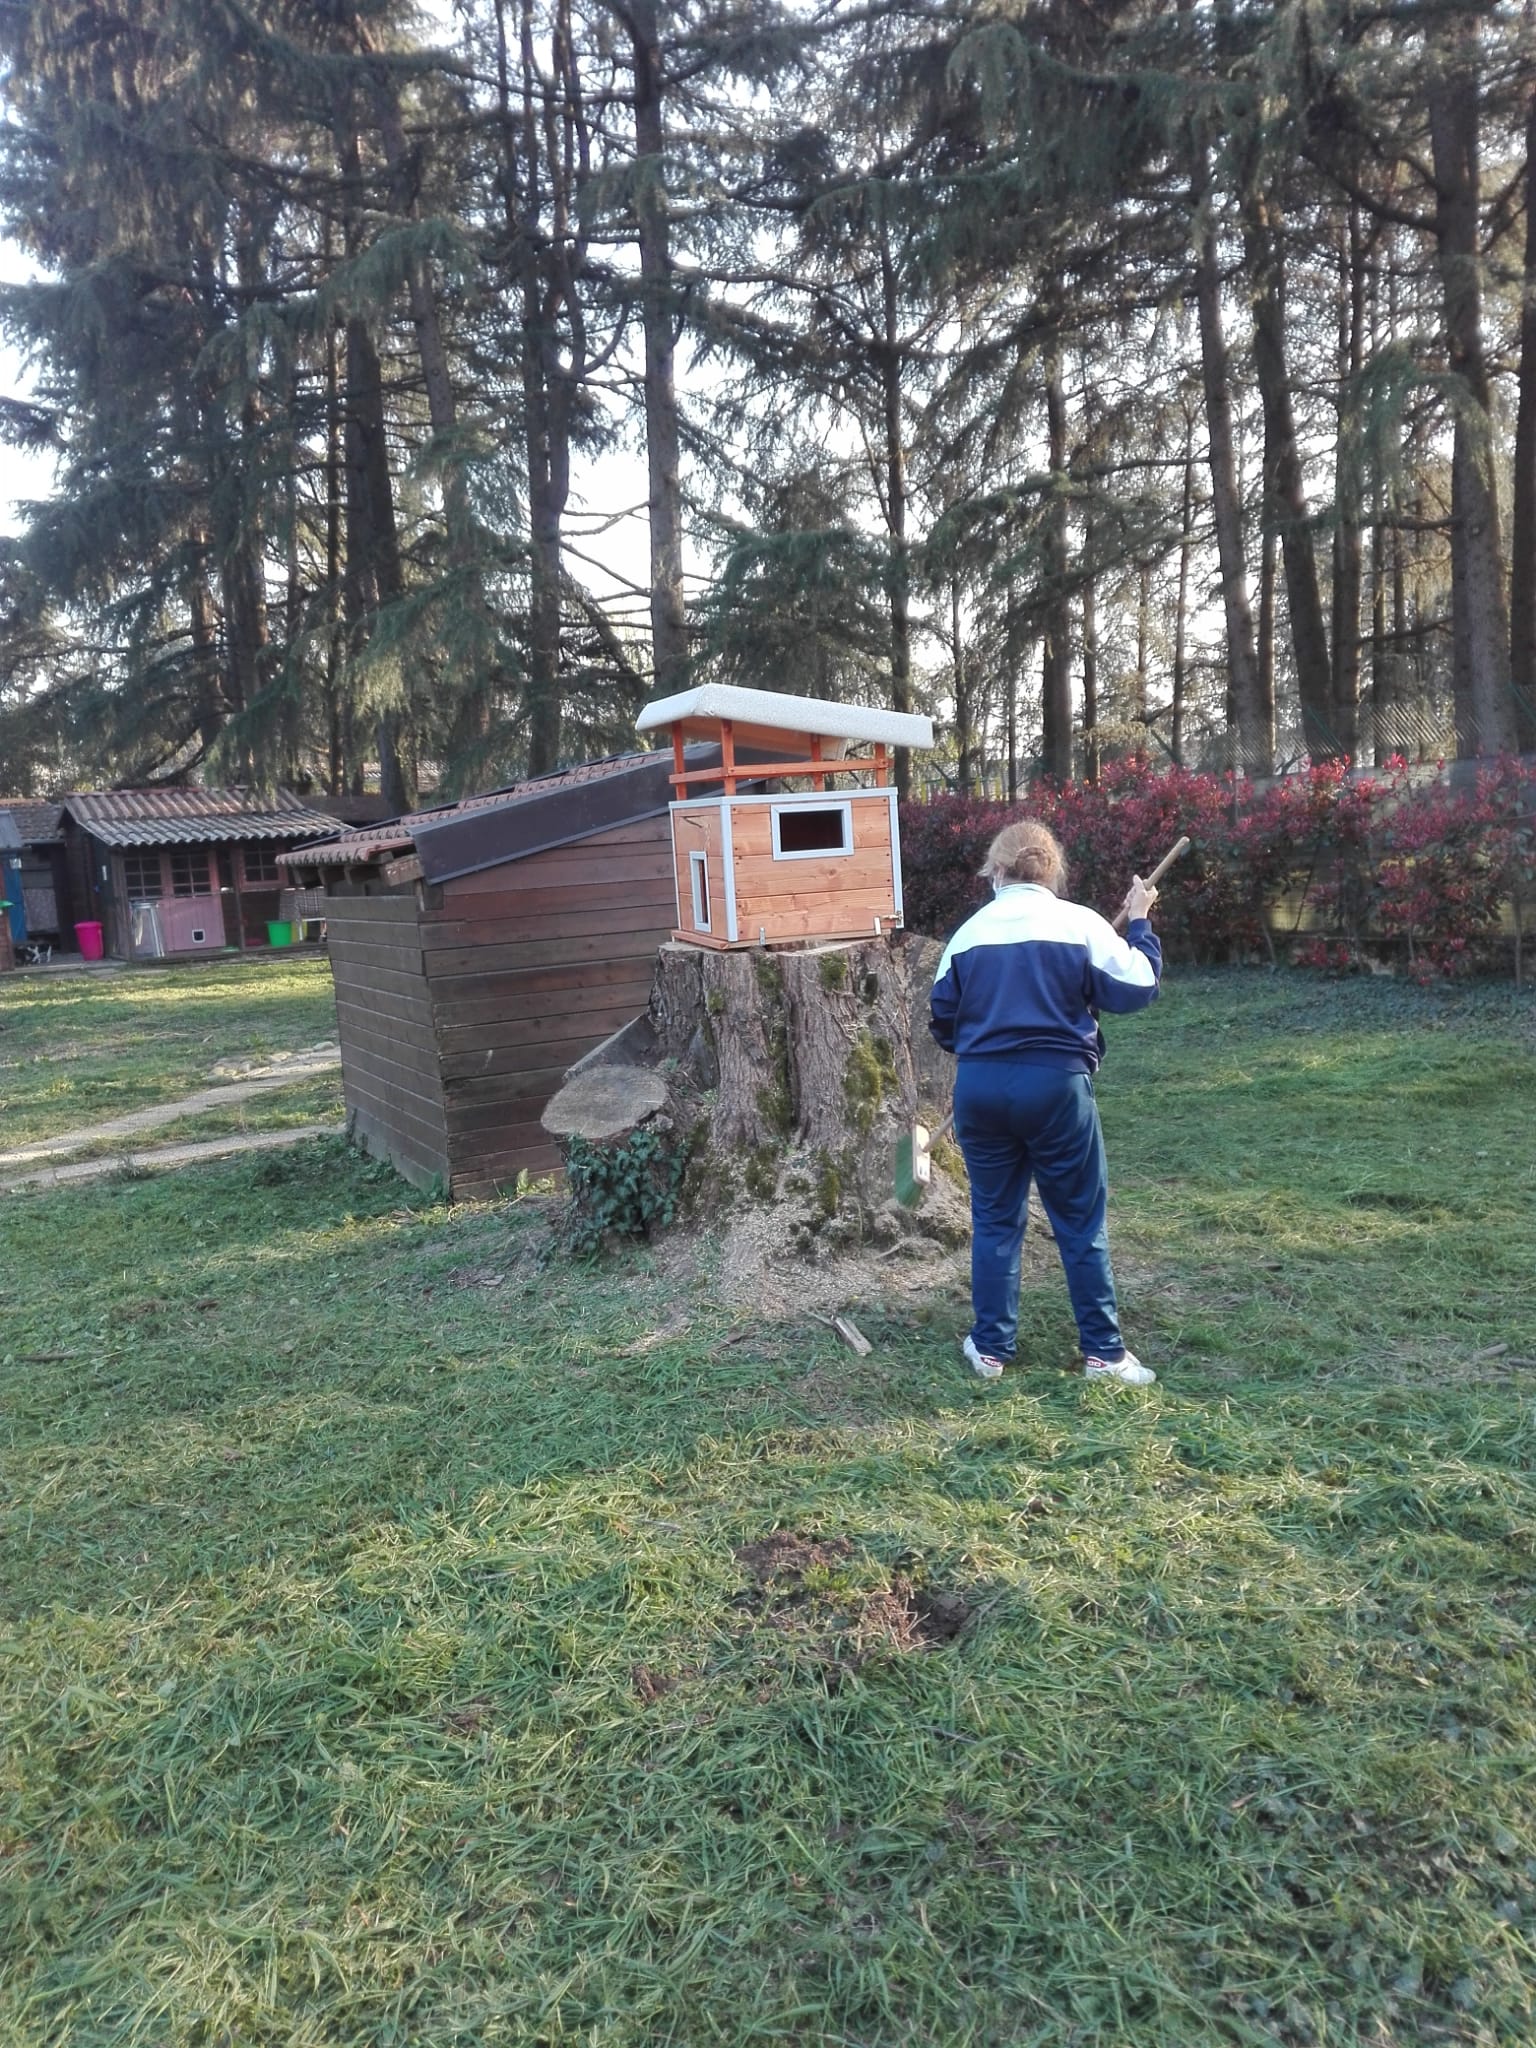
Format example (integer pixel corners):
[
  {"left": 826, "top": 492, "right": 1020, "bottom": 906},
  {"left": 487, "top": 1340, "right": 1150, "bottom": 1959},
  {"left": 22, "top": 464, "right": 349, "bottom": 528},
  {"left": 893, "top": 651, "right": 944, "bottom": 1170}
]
[
  {"left": 770, "top": 799, "right": 854, "bottom": 861},
  {"left": 688, "top": 848, "right": 711, "bottom": 932}
]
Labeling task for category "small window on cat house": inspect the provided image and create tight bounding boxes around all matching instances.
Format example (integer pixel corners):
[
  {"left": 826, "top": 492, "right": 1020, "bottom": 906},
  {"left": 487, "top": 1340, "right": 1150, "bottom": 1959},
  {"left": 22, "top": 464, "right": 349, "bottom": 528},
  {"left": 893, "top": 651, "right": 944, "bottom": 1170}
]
[
  {"left": 688, "top": 849, "right": 711, "bottom": 931},
  {"left": 772, "top": 803, "right": 852, "bottom": 858}
]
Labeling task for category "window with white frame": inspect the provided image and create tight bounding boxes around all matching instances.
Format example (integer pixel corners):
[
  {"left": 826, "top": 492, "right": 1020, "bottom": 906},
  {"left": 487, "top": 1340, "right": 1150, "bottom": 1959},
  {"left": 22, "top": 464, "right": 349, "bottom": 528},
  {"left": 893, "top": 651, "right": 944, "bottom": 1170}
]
[
  {"left": 688, "top": 849, "right": 711, "bottom": 931},
  {"left": 771, "top": 802, "right": 853, "bottom": 858}
]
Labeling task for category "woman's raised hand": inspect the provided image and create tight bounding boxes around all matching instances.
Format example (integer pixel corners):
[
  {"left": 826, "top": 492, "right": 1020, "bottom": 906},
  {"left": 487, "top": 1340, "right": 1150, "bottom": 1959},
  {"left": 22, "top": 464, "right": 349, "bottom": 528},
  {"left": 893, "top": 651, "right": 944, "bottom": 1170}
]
[{"left": 1123, "top": 875, "right": 1158, "bottom": 922}]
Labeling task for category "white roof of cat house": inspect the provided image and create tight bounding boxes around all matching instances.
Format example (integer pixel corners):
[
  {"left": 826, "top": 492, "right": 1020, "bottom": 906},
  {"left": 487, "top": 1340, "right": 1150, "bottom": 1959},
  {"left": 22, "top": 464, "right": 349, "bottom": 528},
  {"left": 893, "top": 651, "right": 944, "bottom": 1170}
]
[{"left": 636, "top": 684, "right": 933, "bottom": 756}]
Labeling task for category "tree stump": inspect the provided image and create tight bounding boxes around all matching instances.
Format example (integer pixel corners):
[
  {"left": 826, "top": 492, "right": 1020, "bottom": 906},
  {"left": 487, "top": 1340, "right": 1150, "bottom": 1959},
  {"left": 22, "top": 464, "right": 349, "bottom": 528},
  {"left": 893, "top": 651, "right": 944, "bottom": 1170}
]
[{"left": 543, "top": 933, "right": 964, "bottom": 1254}]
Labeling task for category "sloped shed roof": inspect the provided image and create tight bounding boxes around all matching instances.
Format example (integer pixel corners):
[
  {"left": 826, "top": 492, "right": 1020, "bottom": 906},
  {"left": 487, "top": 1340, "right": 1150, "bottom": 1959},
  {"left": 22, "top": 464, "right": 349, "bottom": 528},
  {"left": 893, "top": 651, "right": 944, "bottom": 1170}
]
[
  {"left": 284, "top": 749, "right": 723, "bottom": 885},
  {"left": 0, "top": 800, "right": 64, "bottom": 844},
  {"left": 64, "top": 787, "right": 340, "bottom": 848}
]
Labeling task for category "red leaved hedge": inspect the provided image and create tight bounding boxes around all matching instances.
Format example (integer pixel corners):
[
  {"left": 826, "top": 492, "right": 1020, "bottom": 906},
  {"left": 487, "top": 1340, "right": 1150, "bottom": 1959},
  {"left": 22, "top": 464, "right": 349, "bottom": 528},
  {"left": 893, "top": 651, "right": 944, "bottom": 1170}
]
[{"left": 900, "top": 757, "right": 1536, "bottom": 979}]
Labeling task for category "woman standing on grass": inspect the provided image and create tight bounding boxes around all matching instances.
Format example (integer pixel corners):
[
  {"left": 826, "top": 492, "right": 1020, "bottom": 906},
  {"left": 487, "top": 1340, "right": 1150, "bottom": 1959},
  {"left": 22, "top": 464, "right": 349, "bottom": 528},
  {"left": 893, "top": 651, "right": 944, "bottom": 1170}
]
[{"left": 929, "top": 820, "right": 1162, "bottom": 1385}]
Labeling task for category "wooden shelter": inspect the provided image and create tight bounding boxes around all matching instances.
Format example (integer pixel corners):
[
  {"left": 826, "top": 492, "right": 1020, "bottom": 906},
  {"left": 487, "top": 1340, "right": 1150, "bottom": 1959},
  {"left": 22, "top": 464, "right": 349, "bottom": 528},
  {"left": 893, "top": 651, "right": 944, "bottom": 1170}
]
[
  {"left": 634, "top": 685, "right": 934, "bottom": 949},
  {"left": 281, "top": 749, "right": 725, "bottom": 1199},
  {"left": 60, "top": 788, "right": 339, "bottom": 959},
  {"left": 0, "top": 802, "right": 70, "bottom": 958}
]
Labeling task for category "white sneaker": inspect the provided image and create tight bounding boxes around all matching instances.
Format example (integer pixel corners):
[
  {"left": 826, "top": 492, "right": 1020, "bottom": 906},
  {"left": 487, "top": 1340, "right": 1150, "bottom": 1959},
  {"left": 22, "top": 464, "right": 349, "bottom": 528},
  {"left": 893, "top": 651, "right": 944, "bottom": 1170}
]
[
  {"left": 962, "top": 1335, "right": 1006, "bottom": 1381},
  {"left": 1083, "top": 1350, "right": 1156, "bottom": 1386}
]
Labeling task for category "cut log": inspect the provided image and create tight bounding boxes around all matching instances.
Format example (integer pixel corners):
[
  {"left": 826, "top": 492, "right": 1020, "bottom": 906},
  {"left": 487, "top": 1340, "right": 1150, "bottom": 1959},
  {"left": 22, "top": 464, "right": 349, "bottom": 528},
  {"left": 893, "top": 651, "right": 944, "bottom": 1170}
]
[{"left": 542, "top": 1064, "right": 668, "bottom": 1143}]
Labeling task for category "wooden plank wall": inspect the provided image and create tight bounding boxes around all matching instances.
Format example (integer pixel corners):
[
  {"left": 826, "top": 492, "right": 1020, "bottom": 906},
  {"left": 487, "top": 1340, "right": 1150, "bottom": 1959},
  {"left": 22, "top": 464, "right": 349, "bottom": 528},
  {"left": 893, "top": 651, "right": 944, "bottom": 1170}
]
[
  {"left": 324, "top": 891, "right": 452, "bottom": 1190},
  {"left": 669, "top": 803, "right": 723, "bottom": 943},
  {"left": 422, "top": 816, "right": 677, "bottom": 1199},
  {"left": 731, "top": 793, "right": 897, "bottom": 945}
]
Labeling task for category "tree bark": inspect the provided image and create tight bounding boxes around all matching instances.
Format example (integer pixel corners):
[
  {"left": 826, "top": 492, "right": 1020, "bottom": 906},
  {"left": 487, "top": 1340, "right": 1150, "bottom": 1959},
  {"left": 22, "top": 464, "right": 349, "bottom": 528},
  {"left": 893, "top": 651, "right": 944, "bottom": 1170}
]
[
  {"left": 1040, "top": 342, "right": 1073, "bottom": 781},
  {"left": 1244, "top": 190, "right": 1331, "bottom": 757},
  {"left": 951, "top": 578, "right": 975, "bottom": 794},
  {"left": 1194, "top": 160, "right": 1267, "bottom": 773},
  {"left": 344, "top": 312, "right": 411, "bottom": 815},
  {"left": 879, "top": 213, "right": 914, "bottom": 798},
  {"left": 1510, "top": 52, "right": 1536, "bottom": 749},
  {"left": 1427, "top": 22, "right": 1514, "bottom": 757},
  {"left": 629, "top": 0, "right": 688, "bottom": 702},
  {"left": 1081, "top": 518, "right": 1100, "bottom": 785},
  {"left": 1172, "top": 424, "right": 1194, "bottom": 769},
  {"left": 1331, "top": 205, "right": 1366, "bottom": 762}
]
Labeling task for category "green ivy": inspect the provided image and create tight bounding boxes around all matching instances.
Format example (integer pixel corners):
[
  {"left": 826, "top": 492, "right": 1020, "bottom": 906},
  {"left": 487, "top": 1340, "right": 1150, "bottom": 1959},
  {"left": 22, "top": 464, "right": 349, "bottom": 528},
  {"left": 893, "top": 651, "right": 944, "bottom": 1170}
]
[{"left": 564, "top": 1125, "right": 688, "bottom": 1255}]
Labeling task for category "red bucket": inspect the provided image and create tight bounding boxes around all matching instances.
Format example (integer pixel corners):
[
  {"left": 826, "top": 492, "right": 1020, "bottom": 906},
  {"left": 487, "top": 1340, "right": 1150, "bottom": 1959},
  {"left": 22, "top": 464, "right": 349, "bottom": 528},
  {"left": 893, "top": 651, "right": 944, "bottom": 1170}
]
[{"left": 75, "top": 920, "right": 105, "bottom": 961}]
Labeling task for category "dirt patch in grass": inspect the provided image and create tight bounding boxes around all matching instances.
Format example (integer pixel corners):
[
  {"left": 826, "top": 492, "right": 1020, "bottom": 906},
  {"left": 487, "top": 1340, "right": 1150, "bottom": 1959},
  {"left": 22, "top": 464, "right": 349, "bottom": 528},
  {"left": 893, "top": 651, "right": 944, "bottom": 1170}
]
[
  {"left": 735, "top": 1529, "right": 856, "bottom": 1586},
  {"left": 734, "top": 1532, "right": 973, "bottom": 1662}
]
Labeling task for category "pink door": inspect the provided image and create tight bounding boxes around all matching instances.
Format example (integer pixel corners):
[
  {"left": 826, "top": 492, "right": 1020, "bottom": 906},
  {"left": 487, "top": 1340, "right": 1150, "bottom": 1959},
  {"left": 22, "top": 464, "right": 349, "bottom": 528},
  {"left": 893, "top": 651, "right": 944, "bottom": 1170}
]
[{"left": 156, "top": 893, "right": 226, "bottom": 953}]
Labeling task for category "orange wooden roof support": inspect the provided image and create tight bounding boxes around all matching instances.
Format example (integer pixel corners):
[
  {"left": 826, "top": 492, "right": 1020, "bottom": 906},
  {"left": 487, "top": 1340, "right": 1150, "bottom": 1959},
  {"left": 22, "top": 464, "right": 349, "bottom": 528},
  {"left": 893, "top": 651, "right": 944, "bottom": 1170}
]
[
  {"left": 873, "top": 743, "right": 889, "bottom": 787},
  {"left": 809, "top": 734, "right": 826, "bottom": 792},
  {"left": 720, "top": 718, "right": 737, "bottom": 795},
  {"left": 667, "top": 757, "right": 879, "bottom": 789},
  {"left": 671, "top": 725, "right": 686, "bottom": 785}
]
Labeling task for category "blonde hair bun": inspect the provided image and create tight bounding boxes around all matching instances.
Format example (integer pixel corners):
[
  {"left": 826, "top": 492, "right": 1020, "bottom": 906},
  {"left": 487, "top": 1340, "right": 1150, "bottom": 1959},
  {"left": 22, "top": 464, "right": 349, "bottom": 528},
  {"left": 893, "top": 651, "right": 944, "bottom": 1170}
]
[{"left": 981, "top": 819, "right": 1067, "bottom": 894}]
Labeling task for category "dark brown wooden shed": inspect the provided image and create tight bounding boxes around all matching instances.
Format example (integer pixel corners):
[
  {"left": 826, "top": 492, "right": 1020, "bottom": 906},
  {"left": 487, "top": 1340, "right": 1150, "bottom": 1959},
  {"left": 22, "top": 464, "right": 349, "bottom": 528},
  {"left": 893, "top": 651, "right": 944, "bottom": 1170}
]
[
  {"left": 281, "top": 749, "right": 713, "bottom": 1199},
  {"left": 60, "top": 787, "right": 340, "bottom": 958}
]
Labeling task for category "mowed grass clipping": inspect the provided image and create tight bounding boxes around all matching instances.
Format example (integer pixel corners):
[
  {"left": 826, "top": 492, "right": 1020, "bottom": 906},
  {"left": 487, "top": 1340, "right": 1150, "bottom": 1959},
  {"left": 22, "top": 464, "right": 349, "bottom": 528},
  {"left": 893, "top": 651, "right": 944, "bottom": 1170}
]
[
  {"left": 0, "top": 955, "right": 339, "bottom": 1148},
  {"left": 1, "top": 969, "right": 1535, "bottom": 2047}
]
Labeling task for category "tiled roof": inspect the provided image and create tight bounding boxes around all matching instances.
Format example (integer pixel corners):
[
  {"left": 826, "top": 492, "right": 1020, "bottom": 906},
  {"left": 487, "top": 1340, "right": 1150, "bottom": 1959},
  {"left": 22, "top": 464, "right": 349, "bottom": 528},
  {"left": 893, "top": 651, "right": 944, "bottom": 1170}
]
[
  {"left": 0, "top": 800, "right": 64, "bottom": 843},
  {"left": 64, "top": 787, "right": 340, "bottom": 848},
  {"left": 303, "top": 793, "right": 402, "bottom": 827},
  {"left": 283, "top": 754, "right": 660, "bottom": 869}
]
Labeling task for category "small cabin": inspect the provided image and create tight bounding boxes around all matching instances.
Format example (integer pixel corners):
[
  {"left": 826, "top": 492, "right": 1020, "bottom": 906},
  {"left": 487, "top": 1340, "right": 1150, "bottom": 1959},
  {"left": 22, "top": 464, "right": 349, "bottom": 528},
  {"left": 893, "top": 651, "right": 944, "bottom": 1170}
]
[
  {"left": 0, "top": 801, "right": 71, "bottom": 961},
  {"left": 60, "top": 787, "right": 341, "bottom": 959},
  {"left": 634, "top": 685, "right": 934, "bottom": 949},
  {"left": 281, "top": 748, "right": 732, "bottom": 1198}
]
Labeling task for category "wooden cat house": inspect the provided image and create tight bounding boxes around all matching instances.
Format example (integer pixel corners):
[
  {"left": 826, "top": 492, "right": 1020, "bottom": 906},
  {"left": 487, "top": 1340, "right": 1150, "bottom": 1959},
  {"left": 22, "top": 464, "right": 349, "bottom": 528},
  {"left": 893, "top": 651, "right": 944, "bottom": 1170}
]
[{"left": 634, "top": 684, "right": 934, "bottom": 948}]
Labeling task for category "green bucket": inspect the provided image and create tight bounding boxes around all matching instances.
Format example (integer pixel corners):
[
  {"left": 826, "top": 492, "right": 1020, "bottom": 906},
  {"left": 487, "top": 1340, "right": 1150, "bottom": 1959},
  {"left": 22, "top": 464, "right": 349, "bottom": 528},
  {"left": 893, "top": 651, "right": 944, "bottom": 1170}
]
[{"left": 266, "top": 920, "right": 293, "bottom": 948}]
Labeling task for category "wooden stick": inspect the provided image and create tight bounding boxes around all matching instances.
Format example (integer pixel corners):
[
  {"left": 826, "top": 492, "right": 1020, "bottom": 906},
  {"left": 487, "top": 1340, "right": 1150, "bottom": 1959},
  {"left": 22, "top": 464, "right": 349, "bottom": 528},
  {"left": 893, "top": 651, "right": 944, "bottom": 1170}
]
[{"left": 1112, "top": 834, "right": 1191, "bottom": 932}]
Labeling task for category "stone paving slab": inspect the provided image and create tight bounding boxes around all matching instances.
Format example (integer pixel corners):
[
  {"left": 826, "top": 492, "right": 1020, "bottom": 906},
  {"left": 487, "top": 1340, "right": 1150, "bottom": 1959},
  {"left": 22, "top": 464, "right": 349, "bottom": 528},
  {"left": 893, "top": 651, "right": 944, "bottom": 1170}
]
[
  {"left": 0, "top": 1123, "right": 343, "bottom": 1193},
  {"left": 0, "top": 1049, "right": 342, "bottom": 1169}
]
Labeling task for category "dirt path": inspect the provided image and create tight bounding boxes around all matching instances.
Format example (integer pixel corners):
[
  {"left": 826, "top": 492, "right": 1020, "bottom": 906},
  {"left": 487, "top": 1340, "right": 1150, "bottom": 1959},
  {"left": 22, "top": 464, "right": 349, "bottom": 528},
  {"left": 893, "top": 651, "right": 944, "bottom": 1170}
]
[
  {"left": 0, "top": 1122, "right": 343, "bottom": 1193},
  {"left": 0, "top": 1047, "right": 341, "bottom": 1170}
]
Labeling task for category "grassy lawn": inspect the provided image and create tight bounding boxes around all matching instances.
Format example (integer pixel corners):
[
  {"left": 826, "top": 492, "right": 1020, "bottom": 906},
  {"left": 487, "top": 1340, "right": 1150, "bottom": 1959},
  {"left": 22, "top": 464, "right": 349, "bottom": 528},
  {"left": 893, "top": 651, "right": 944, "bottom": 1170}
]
[
  {"left": 2, "top": 968, "right": 1534, "bottom": 2046},
  {"left": 0, "top": 956, "right": 340, "bottom": 1150}
]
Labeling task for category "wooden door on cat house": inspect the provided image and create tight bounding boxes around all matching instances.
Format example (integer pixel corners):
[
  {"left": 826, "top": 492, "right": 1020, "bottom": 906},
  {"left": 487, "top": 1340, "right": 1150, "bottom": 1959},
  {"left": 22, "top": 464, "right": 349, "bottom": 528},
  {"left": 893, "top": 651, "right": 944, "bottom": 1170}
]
[{"left": 635, "top": 684, "right": 935, "bottom": 949}]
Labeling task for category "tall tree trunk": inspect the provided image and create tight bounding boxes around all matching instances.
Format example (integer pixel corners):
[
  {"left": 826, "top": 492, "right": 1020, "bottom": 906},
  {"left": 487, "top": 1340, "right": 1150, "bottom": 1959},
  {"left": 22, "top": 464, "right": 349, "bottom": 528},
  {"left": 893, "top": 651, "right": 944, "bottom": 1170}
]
[
  {"left": 1039, "top": 343, "right": 1072, "bottom": 781},
  {"left": 1081, "top": 519, "right": 1100, "bottom": 785},
  {"left": 1510, "top": 44, "right": 1536, "bottom": 749},
  {"left": 1258, "top": 512, "right": 1277, "bottom": 757},
  {"left": 187, "top": 536, "right": 225, "bottom": 762},
  {"left": 1135, "top": 559, "right": 1150, "bottom": 742},
  {"left": 1244, "top": 190, "right": 1331, "bottom": 756},
  {"left": 629, "top": 0, "right": 687, "bottom": 701},
  {"left": 497, "top": 0, "right": 568, "bottom": 774},
  {"left": 1172, "top": 424, "right": 1195, "bottom": 769},
  {"left": 334, "top": 96, "right": 412, "bottom": 815},
  {"left": 951, "top": 578, "right": 974, "bottom": 794},
  {"left": 1427, "top": 22, "right": 1514, "bottom": 757},
  {"left": 323, "top": 280, "right": 347, "bottom": 797},
  {"left": 878, "top": 212, "right": 913, "bottom": 798},
  {"left": 1331, "top": 205, "right": 1365, "bottom": 761},
  {"left": 344, "top": 313, "right": 411, "bottom": 815},
  {"left": 1194, "top": 160, "right": 1267, "bottom": 773}
]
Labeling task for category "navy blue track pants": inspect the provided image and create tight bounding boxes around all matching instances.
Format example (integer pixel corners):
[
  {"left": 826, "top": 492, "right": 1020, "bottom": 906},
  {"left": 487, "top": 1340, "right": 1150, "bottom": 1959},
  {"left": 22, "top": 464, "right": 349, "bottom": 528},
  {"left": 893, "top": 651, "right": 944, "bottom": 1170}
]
[{"left": 953, "top": 1058, "right": 1124, "bottom": 1363}]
